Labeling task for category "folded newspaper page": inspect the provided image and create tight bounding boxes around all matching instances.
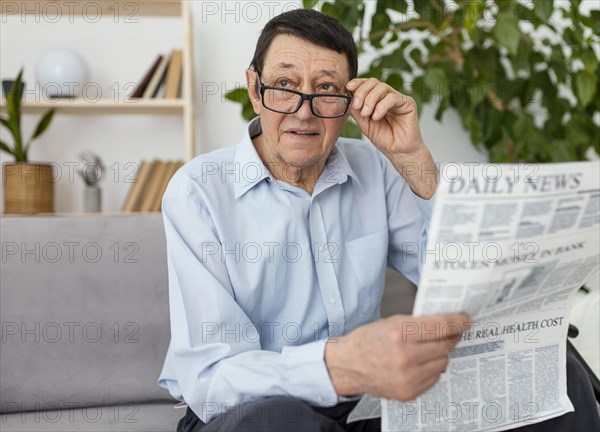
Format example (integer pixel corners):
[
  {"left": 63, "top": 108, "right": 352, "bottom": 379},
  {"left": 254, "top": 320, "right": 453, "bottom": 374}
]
[{"left": 348, "top": 161, "right": 600, "bottom": 431}]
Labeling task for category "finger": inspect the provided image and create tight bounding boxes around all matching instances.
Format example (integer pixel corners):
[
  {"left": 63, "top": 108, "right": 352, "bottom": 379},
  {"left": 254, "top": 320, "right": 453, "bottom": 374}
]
[
  {"left": 345, "top": 78, "right": 367, "bottom": 92},
  {"left": 349, "top": 77, "right": 380, "bottom": 111},
  {"left": 359, "top": 82, "right": 390, "bottom": 118},
  {"left": 416, "top": 371, "right": 443, "bottom": 395},
  {"left": 392, "top": 362, "right": 445, "bottom": 401},
  {"left": 348, "top": 104, "right": 373, "bottom": 136},
  {"left": 418, "top": 352, "right": 450, "bottom": 374},
  {"left": 399, "top": 337, "right": 456, "bottom": 365},
  {"left": 391, "top": 93, "right": 419, "bottom": 116},
  {"left": 370, "top": 92, "right": 401, "bottom": 121},
  {"left": 348, "top": 105, "right": 369, "bottom": 135}
]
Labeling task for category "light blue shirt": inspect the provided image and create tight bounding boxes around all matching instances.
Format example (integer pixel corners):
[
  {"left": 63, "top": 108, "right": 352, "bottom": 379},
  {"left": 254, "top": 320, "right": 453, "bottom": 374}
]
[{"left": 158, "top": 118, "right": 434, "bottom": 422}]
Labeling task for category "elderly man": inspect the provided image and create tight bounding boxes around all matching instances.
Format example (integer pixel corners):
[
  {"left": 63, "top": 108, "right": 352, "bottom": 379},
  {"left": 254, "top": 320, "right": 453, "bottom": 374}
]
[{"left": 159, "top": 8, "right": 599, "bottom": 432}]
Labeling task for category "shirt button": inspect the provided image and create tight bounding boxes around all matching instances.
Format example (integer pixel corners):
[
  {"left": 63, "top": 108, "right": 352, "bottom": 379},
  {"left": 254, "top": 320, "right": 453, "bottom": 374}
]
[{"left": 329, "top": 296, "right": 337, "bottom": 304}]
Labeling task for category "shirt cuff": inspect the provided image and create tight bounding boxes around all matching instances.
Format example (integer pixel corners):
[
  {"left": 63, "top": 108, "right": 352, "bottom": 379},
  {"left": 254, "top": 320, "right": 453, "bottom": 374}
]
[
  {"left": 281, "top": 339, "right": 338, "bottom": 407},
  {"left": 412, "top": 189, "right": 436, "bottom": 226}
]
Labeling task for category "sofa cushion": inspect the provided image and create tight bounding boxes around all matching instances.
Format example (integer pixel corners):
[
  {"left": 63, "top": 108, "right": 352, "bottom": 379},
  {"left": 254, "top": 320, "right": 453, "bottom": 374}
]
[
  {"left": 1, "top": 215, "right": 175, "bottom": 413},
  {"left": 380, "top": 268, "right": 417, "bottom": 317}
]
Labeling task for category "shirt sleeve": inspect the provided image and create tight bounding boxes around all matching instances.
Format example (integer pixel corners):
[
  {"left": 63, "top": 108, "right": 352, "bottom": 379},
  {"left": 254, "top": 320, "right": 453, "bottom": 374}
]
[
  {"left": 379, "top": 154, "right": 436, "bottom": 286},
  {"left": 157, "top": 174, "right": 338, "bottom": 423}
]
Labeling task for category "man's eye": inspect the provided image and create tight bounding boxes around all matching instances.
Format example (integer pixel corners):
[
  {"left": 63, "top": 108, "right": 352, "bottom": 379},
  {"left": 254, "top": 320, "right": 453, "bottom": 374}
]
[
  {"left": 319, "top": 83, "right": 338, "bottom": 93},
  {"left": 275, "top": 79, "right": 291, "bottom": 88}
]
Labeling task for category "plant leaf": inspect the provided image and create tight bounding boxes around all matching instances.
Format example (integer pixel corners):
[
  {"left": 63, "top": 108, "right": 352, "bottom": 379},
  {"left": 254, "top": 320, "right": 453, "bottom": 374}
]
[
  {"left": 302, "top": 0, "right": 319, "bottom": 8},
  {"left": 580, "top": 50, "right": 598, "bottom": 74},
  {"left": 386, "top": 73, "right": 403, "bottom": 92},
  {"left": 341, "top": 119, "right": 362, "bottom": 139},
  {"left": 31, "top": 109, "right": 55, "bottom": 140},
  {"left": 6, "top": 68, "right": 24, "bottom": 159},
  {"left": 493, "top": 12, "right": 520, "bottom": 56},
  {"left": 225, "top": 87, "right": 249, "bottom": 103},
  {"left": 464, "top": 0, "right": 484, "bottom": 33},
  {"left": 0, "top": 139, "right": 13, "bottom": 156},
  {"left": 370, "top": 3, "right": 391, "bottom": 48},
  {"left": 386, "top": 0, "right": 408, "bottom": 14},
  {"left": 0, "top": 116, "right": 12, "bottom": 132},
  {"left": 512, "top": 39, "right": 532, "bottom": 72},
  {"left": 533, "top": 0, "right": 553, "bottom": 21},
  {"left": 24, "top": 108, "right": 56, "bottom": 157},
  {"left": 424, "top": 67, "right": 448, "bottom": 93},
  {"left": 575, "top": 71, "right": 596, "bottom": 106}
]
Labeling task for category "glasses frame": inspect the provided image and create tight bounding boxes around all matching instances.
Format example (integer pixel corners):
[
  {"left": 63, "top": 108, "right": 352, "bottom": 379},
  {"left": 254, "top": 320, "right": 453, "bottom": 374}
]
[{"left": 257, "top": 76, "right": 352, "bottom": 119}]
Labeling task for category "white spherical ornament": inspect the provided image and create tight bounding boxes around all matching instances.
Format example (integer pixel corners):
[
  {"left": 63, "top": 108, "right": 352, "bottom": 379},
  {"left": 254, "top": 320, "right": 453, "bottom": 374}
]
[{"left": 35, "top": 49, "right": 89, "bottom": 98}]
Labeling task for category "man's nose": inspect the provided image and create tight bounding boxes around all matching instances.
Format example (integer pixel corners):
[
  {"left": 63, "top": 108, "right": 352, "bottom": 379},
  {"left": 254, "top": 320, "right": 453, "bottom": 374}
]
[{"left": 293, "top": 97, "right": 314, "bottom": 120}]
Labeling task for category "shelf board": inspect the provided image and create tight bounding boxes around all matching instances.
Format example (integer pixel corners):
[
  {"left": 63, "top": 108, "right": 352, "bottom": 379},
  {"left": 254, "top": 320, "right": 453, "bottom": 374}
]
[
  {"left": 0, "top": 0, "right": 182, "bottom": 17},
  {"left": 0, "top": 99, "right": 185, "bottom": 115}
]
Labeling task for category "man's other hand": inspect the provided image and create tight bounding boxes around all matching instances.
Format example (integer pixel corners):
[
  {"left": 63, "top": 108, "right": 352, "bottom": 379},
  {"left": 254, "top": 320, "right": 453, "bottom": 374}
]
[{"left": 324, "top": 313, "right": 471, "bottom": 401}]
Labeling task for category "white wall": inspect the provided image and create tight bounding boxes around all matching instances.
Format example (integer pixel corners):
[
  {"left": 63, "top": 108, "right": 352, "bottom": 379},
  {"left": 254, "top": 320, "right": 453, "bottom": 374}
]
[{"left": 0, "top": 0, "right": 484, "bottom": 213}]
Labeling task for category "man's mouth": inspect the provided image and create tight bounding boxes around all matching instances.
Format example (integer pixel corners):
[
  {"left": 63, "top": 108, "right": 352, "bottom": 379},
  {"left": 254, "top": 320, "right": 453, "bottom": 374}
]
[{"left": 287, "top": 129, "right": 319, "bottom": 136}]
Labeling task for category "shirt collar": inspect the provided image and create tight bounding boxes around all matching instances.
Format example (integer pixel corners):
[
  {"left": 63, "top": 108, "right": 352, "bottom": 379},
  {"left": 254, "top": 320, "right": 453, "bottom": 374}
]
[
  {"left": 322, "top": 143, "right": 361, "bottom": 189},
  {"left": 233, "top": 117, "right": 361, "bottom": 199}
]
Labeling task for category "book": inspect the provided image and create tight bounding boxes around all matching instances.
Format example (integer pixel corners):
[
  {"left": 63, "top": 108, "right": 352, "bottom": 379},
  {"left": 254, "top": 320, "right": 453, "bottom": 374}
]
[
  {"left": 143, "top": 52, "right": 172, "bottom": 99},
  {"left": 164, "top": 50, "right": 183, "bottom": 99},
  {"left": 150, "top": 160, "right": 182, "bottom": 211},
  {"left": 122, "top": 160, "right": 155, "bottom": 212},
  {"left": 130, "top": 55, "right": 163, "bottom": 99},
  {"left": 139, "top": 160, "right": 170, "bottom": 212}
]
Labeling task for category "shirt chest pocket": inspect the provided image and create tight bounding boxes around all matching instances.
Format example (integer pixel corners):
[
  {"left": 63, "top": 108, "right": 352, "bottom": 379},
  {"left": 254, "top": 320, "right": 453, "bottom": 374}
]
[{"left": 344, "top": 229, "right": 389, "bottom": 313}]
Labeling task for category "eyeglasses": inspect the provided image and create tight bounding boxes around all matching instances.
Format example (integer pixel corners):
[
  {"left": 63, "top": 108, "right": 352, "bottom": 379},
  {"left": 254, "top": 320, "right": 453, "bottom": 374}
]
[{"left": 257, "top": 77, "right": 352, "bottom": 119}]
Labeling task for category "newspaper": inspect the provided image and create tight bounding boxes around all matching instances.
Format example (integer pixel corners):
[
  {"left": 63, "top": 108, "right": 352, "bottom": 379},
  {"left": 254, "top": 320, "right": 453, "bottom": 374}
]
[{"left": 348, "top": 161, "right": 600, "bottom": 431}]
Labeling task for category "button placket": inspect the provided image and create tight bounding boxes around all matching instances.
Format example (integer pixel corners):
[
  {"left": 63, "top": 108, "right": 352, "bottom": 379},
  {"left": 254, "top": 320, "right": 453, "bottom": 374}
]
[{"left": 310, "top": 199, "right": 345, "bottom": 336}]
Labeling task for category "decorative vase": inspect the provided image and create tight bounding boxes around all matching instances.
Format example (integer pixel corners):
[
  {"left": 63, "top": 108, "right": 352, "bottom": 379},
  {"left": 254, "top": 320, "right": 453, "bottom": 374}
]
[
  {"left": 2, "top": 162, "right": 55, "bottom": 214},
  {"left": 2, "top": 80, "right": 25, "bottom": 100},
  {"left": 35, "top": 48, "right": 89, "bottom": 98},
  {"left": 83, "top": 186, "right": 101, "bottom": 212}
]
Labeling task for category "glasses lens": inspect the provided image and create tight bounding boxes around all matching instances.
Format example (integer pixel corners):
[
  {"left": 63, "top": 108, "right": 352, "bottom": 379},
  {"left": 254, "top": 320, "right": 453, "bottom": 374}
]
[
  {"left": 263, "top": 88, "right": 300, "bottom": 114},
  {"left": 261, "top": 87, "right": 349, "bottom": 118},
  {"left": 312, "top": 95, "right": 349, "bottom": 118}
]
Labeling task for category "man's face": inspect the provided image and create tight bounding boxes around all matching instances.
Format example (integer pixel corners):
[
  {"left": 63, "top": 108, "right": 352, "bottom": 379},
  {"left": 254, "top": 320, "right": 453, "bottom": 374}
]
[{"left": 247, "top": 34, "right": 350, "bottom": 176}]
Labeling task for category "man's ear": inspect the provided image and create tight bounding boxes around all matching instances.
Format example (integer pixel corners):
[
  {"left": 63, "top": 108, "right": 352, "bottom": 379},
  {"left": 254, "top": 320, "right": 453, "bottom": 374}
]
[{"left": 245, "top": 69, "right": 261, "bottom": 116}]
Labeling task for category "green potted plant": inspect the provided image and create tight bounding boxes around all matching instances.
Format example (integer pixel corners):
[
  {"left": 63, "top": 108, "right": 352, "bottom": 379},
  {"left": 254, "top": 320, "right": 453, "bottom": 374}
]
[
  {"left": 226, "top": 0, "right": 599, "bottom": 163},
  {"left": 1, "top": 68, "right": 56, "bottom": 214}
]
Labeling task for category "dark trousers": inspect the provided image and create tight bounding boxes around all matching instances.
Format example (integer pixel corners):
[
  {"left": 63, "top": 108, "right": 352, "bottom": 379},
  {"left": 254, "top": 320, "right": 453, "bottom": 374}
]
[{"left": 178, "top": 352, "right": 600, "bottom": 431}]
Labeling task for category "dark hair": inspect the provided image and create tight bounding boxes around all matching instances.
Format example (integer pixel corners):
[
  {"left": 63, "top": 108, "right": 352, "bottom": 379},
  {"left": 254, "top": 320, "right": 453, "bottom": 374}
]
[{"left": 250, "top": 9, "right": 358, "bottom": 80}]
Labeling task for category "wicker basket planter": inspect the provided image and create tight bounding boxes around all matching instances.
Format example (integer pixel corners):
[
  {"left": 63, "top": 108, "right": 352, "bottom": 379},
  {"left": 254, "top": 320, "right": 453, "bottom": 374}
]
[{"left": 2, "top": 162, "right": 55, "bottom": 214}]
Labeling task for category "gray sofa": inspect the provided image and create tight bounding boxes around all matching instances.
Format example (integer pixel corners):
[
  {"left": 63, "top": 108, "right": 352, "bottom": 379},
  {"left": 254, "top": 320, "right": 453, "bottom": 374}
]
[
  {"left": 0, "top": 214, "right": 416, "bottom": 431},
  {"left": 0, "top": 214, "right": 184, "bottom": 431}
]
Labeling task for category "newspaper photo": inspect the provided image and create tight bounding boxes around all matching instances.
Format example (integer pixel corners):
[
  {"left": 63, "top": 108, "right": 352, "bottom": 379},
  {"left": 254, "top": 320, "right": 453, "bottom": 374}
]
[{"left": 349, "top": 161, "right": 600, "bottom": 431}]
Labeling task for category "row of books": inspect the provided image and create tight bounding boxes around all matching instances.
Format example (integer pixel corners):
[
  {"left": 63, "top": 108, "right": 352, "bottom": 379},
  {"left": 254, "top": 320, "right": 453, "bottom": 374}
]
[
  {"left": 130, "top": 49, "right": 183, "bottom": 99},
  {"left": 122, "top": 160, "right": 184, "bottom": 212}
]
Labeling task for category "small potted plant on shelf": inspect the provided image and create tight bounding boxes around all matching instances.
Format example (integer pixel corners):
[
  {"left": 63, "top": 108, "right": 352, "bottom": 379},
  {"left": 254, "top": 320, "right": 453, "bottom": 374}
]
[{"left": 1, "top": 68, "right": 56, "bottom": 214}]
